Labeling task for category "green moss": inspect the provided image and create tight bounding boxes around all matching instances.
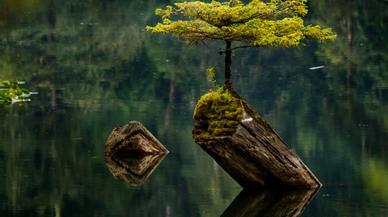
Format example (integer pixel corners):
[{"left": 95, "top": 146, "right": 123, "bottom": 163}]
[{"left": 193, "top": 87, "right": 243, "bottom": 142}]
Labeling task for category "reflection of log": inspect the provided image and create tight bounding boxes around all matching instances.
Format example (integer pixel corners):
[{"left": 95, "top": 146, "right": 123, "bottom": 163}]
[
  {"left": 105, "top": 154, "right": 167, "bottom": 185},
  {"left": 104, "top": 121, "right": 169, "bottom": 185},
  {"left": 221, "top": 188, "right": 319, "bottom": 217},
  {"left": 193, "top": 89, "right": 321, "bottom": 188},
  {"left": 104, "top": 121, "right": 169, "bottom": 158}
]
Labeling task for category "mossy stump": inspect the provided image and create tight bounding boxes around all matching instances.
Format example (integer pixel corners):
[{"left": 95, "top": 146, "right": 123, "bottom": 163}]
[{"left": 192, "top": 88, "right": 321, "bottom": 189}]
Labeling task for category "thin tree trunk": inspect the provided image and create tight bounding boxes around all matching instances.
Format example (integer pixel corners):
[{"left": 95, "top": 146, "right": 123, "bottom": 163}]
[
  {"left": 47, "top": 0, "right": 56, "bottom": 43},
  {"left": 345, "top": 0, "right": 353, "bottom": 88},
  {"left": 224, "top": 40, "right": 232, "bottom": 89},
  {"left": 163, "top": 74, "right": 176, "bottom": 142}
]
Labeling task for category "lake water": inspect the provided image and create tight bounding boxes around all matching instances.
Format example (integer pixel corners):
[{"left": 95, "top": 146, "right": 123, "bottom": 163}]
[{"left": 0, "top": 0, "right": 387, "bottom": 216}]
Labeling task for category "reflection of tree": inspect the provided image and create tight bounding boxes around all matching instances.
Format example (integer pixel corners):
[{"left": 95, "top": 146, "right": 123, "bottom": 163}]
[
  {"left": 0, "top": 0, "right": 149, "bottom": 109},
  {"left": 312, "top": 0, "right": 388, "bottom": 90},
  {"left": 0, "top": 1, "right": 238, "bottom": 216},
  {"left": 0, "top": 97, "right": 240, "bottom": 216},
  {"left": 220, "top": 2, "right": 388, "bottom": 213}
]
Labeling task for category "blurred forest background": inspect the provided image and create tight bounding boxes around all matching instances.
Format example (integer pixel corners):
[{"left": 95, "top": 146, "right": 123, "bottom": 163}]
[{"left": 0, "top": 0, "right": 387, "bottom": 216}]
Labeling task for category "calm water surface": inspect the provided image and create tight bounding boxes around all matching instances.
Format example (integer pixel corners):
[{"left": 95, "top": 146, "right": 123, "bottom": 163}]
[{"left": 0, "top": 0, "right": 388, "bottom": 216}]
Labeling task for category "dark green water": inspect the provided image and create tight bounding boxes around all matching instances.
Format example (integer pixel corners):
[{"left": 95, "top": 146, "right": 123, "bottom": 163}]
[{"left": 0, "top": 0, "right": 388, "bottom": 216}]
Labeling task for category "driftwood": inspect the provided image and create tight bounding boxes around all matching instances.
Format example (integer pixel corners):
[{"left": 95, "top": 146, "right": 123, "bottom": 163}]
[
  {"left": 193, "top": 90, "right": 321, "bottom": 188},
  {"left": 105, "top": 154, "right": 167, "bottom": 185},
  {"left": 104, "top": 121, "right": 169, "bottom": 158},
  {"left": 221, "top": 188, "right": 319, "bottom": 217},
  {"left": 104, "top": 121, "right": 168, "bottom": 185}
]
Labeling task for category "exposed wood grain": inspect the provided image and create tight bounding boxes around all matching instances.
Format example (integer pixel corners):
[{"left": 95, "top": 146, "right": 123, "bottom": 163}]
[
  {"left": 193, "top": 95, "right": 321, "bottom": 188},
  {"left": 104, "top": 121, "right": 168, "bottom": 185},
  {"left": 104, "top": 121, "right": 169, "bottom": 158}
]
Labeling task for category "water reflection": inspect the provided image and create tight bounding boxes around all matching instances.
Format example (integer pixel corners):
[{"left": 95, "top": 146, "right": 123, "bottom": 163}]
[
  {"left": 0, "top": 0, "right": 387, "bottom": 216},
  {"left": 221, "top": 188, "right": 319, "bottom": 217},
  {"left": 105, "top": 154, "right": 167, "bottom": 185}
]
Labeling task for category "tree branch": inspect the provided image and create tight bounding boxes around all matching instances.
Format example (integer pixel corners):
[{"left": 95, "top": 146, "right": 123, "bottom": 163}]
[{"left": 218, "top": 45, "right": 256, "bottom": 54}]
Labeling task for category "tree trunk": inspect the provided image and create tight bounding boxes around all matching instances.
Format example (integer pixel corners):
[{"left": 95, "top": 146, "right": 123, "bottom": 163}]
[
  {"left": 193, "top": 91, "right": 321, "bottom": 189},
  {"left": 224, "top": 40, "right": 232, "bottom": 89},
  {"left": 345, "top": 0, "right": 353, "bottom": 88},
  {"left": 47, "top": 0, "right": 56, "bottom": 43},
  {"left": 104, "top": 121, "right": 169, "bottom": 158},
  {"left": 104, "top": 121, "right": 168, "bottom": 185}
]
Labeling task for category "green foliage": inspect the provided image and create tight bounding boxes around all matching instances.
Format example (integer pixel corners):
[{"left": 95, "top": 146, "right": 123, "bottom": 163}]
[
  {"left": 193, "top": 87, "right": 242, "bottom": 140},
  {"left": 206, "top": 67, "right": 217, "bottom": 87},
  {"left": 0, "top": 80, "right": 30, "bottom": 104},
  {"left": 147, "top": 0, "right": 336, "bottom": 47},
  {"left": 363, "top": 159, "right": 388, "bottom": 202}
]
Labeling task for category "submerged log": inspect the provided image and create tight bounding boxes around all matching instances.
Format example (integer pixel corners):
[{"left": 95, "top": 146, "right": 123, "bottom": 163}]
[
  {"left": 105, "top": 154, "right": 167, "bottom": 185},
  {"left": 192, "top": 89, "right": 321, "bottom": 188},
  {"left": 104, "top": 121, "right": 169, "bottom": 158},
  {"left": 104, "top": 121, "right": 168, "bottom": 185},
  {"left": 221, "top": 188, "right": 319, "bottom": 217}
]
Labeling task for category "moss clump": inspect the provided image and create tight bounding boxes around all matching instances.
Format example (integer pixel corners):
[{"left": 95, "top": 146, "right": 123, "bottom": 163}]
[{"left": 193, "top": 87, "right": 243, "bottom": 142}]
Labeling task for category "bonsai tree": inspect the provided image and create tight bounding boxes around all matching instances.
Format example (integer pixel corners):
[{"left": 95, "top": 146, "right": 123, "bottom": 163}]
[
  {"left": 147, "top": 0, "right": 336, "bottom": 90},
  {"left": 147, "top": 0, "right": 336, "bottom": 189}
]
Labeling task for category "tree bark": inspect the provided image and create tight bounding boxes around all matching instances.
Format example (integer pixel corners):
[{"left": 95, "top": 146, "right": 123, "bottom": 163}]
[
  {"left": 193, "top": 92, "right": 321, "bottom": 189},
  {"left": 104, "top": 121, "right": 168, "bottom": 185},
  {"left": 224, "top": 40, "right": 232, "bottom": 89},
  {"left": 104, "top": 121, "right": 169, "bottom": 158}
]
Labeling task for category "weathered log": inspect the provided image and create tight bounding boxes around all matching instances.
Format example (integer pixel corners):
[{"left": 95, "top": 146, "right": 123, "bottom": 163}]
[
  {"left": 104, "top": 121, "right": 169, "bottom": 158},
  {"left": 104, "top": 121, "right": 168, "bottom": 185},
  {"left": 192, "top": 89, "right": 321, "bottom": 188},
  {"left": 221, "top": 188, "right": 319, "bottom": 217},
  {"left": 105, "top": 154, "right": 167, "bottom": 185}
]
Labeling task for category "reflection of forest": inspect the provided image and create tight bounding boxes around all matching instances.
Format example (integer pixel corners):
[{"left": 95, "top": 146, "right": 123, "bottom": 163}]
[{"left": 0, "top": 0, "right": 388, "bottom": 216}]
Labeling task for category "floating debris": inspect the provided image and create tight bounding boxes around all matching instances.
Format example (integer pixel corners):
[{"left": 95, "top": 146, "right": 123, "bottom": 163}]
[
  {"left": 104, "top": 121, "right": 169, "bottom": 157},
  {"left": 104, "top": 121, "right": 169, "bottom": 185},
  {"left": 0, "top": 80, "right": 37, "bottom": 104},
  {"left": 309, "top": 66, "right": 325, "bottom": 70}
]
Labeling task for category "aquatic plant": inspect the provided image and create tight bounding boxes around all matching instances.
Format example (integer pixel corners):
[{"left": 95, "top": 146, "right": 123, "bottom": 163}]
[{"left": 0, "top": 80, "right": 32, "bottom": 104}]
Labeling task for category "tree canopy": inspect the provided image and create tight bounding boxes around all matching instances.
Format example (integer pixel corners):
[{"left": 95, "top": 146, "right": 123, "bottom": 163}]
[{"left": 147, "top": 0, "right": 336, "bottom": 48}]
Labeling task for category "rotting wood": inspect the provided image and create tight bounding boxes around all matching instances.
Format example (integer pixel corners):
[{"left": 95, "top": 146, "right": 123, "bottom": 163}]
[
  {"left": 104, "top": 121, "right": 169, "bottom": 158},
  {"left": 192, "top": 89, "right": 321, "bottom": 188},
  {"left": 104, "top": 121, "right": 168, "bottom": 185}
]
